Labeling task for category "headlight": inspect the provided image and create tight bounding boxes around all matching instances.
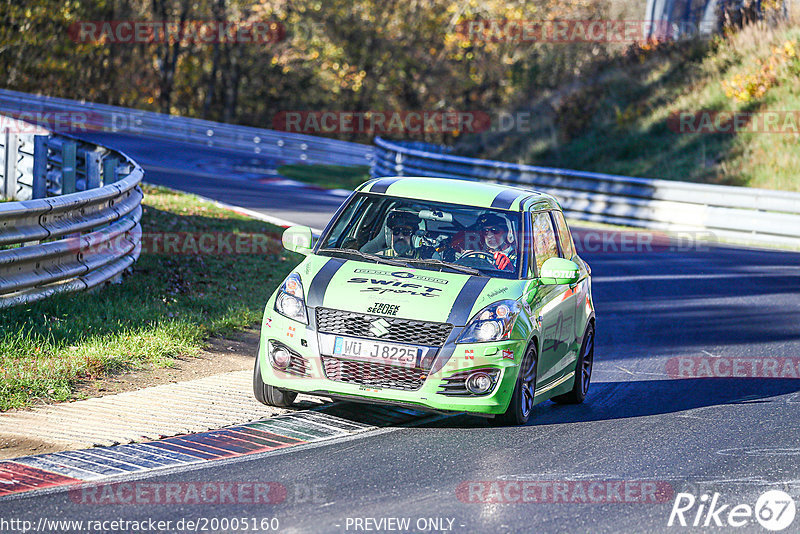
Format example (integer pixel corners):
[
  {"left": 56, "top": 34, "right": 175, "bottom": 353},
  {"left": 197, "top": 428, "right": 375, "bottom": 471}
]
[
  {"left": 274, "top": 273, "right": 308, "bottom": 324},
  {"left": 458, "top": 300, "right": 522, "bottom": 343}
]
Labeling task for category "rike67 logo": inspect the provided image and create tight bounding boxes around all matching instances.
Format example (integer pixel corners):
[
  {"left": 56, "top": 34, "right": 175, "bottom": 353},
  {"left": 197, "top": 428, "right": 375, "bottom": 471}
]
[{"left": 669, "top": 490, "right": 796, "bottom": 531}]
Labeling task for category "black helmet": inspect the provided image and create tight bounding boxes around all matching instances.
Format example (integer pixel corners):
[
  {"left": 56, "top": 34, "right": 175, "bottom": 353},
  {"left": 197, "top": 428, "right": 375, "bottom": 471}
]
[
  {"left": 476, "top": 212, "right": 507, "bottom": 230},
  {"left": 387, "top": 210, "right": 420, "bottom": 230}
]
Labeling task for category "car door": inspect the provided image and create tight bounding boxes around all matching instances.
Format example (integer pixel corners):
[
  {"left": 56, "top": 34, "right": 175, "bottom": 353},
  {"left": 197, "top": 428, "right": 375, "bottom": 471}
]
[
  {"left": 551, "top": 210, "right": 590, "bottom": 362},
  {"left": 527, "top": 210, "right": 579, "bottom": 392}
]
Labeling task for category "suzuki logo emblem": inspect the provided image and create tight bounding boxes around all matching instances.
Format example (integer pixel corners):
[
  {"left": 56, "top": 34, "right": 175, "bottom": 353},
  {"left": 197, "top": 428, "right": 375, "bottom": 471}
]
[{"left": 370, "top": 318, "right": 391, "bottom": 338}]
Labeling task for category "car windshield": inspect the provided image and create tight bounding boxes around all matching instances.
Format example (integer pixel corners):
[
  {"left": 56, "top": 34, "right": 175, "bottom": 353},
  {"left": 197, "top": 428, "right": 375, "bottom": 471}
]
[{"left": 318, "top": 193, "right": 523, "bottom": 279}]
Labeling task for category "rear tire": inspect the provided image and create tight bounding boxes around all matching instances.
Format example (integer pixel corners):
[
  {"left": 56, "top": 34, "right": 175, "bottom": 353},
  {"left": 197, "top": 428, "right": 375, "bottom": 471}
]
[
  {"left": 492, "top": 343, "right": 538, "bottom": 426},
  {"left": 253, "top": 343, "right": 298, "bottom": 408},
  {"left": 552, "top": 322, "right": 594, "bottom": 405}
]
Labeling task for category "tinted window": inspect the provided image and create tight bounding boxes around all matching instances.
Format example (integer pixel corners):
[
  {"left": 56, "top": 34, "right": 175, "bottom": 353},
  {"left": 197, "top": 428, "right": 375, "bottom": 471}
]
[
  {"left": 532, "top": 211, "right": 559, "bottom": 273},
  {"left": 552, "top": 211, "right": 575, "bottom": 259}
]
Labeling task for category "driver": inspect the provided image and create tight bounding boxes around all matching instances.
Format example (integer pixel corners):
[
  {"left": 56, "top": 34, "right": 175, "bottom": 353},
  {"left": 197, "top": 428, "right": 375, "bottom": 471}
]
[
  {"left": 381, "top": 210, "right": 422, "bottom": 258},
  {"left": 475, "top": 212, "right": 516, "bottom": 271}
]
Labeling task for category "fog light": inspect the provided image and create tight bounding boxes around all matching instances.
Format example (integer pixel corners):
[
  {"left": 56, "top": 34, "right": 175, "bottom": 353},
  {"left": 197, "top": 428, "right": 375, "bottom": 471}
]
[
  {"left": 271, "top": 346, "right": 291, "bottom": 369},
  {"left": 466, "top": 372, "right": 493, "bottom": 394}
]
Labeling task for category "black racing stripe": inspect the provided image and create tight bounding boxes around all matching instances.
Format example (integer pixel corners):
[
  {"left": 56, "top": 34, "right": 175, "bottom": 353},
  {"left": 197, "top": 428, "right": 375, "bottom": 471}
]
[
  {"left": 490, "top": 189, "right": 522, "bottom": 209},
  {"left": 370, "top": 177, "right": 402, "bottom": 194},
  {"left": 431, "top": 276, "right": 491, "bottom": 374},
  {"left": 446, "top": 276, "right": 491, "bottom": 326},
  {"left": 306, "top": 258, "right": 345, "bottom": 308}
]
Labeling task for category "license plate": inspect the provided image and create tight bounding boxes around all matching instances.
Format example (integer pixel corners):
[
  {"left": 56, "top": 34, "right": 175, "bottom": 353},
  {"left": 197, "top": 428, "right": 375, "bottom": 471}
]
[{"left": 333, "top": 336, "right": 419, "bottom": 368}]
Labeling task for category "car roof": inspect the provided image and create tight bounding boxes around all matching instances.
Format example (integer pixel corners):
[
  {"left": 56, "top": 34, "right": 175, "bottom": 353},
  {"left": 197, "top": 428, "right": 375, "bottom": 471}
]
[{"left": 357, "top": 176, "right": 561, "bottom": 212}]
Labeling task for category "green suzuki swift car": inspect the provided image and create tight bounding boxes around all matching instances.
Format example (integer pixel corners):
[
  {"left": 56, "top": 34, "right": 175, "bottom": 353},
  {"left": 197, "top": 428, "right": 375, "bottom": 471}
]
[{"left": 254, "top": 177, "right": 595, "bottom": 425}]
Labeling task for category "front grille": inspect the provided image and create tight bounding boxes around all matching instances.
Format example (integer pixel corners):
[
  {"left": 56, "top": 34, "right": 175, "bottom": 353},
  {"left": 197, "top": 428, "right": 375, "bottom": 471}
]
[
  {"left": 322, "top": 356, "right": 426, "bottom": 391},
  {"left": 316, "top": 307, "right": 452, "bottom": 346}
]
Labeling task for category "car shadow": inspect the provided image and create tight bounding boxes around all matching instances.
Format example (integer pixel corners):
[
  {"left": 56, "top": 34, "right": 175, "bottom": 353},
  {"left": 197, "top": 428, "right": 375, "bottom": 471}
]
[
  {"left": 399, "top": 377, "right": 800, "bottom": 429},
  {"left": 529, "top": 377, "right": 800, "bottom": 426}
]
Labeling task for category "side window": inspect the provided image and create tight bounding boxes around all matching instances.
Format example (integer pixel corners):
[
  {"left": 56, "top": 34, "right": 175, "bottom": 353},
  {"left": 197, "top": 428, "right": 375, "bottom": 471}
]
[
  {"left": 532, "top": 211, "right": 559, "bottom": 273},
  {"left": 552, "top": 211, "right": 575, "bottom": 259}
]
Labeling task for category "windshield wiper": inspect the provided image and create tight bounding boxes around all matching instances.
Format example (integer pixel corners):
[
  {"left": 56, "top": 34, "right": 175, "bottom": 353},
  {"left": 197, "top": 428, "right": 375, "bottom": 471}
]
[
  {"left": 317, "top": 248, "right": 409, "bottom": 267},
  {"left": 403, "top": 258, "right": 483, "bottom": 276}
]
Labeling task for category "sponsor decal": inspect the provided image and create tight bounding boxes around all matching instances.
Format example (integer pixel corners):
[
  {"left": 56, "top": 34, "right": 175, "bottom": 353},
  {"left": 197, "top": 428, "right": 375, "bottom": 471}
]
[
  {"left": 353, "top": 269, "right": 448, "bottom": 285},
  {"left": 366, "top": 302, "right": 400, "bottom": 316},
  {"left": 486, "top": 287, "right": 509, "bottom": 299},
  {"left": 465, "top": 349, "right": 474, "bottom": 360},
  {"left": 502, "top": 350, "right": 514, "bottom": 360},
  {"left": 265, "top": 318, "right": 272, "bottom": 328},
  {"left": 347, "top": 278, "right": 443, "bottom": 298},
  {"left": 287, "top": 326, "right": 296, "bottom": 339}
]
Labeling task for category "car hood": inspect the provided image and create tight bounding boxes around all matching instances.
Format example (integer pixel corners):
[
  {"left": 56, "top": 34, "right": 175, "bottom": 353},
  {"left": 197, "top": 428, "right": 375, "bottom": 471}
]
[{"left": 299, "top": 255, "right": 527, "bottom": 326}]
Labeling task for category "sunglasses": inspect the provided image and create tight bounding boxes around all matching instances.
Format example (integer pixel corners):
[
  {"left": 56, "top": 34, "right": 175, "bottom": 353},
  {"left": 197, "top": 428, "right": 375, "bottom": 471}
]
[
  {"left": 391, "top": 227, "right": 414, "bottom": 237},
  {"left": 481, "top": 226, "right": 504, "bottom": 234}
]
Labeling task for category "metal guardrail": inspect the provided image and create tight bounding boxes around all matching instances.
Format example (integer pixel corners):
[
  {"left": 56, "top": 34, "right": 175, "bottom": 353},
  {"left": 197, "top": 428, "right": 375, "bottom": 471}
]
[
  {"left": 372, "top": 137, "right": 800, "bottom": 248},
  {"left": 0, "top": 114, "right": 143, "bottom": 308},
  {"left": 0, "top": 88, "right": 373, "bottom": 167}
]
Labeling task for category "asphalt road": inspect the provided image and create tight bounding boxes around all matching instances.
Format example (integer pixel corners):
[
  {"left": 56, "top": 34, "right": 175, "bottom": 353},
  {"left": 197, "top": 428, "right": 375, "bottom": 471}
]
[
  {"left": 79, "top": 132, "right": 347, "bottom": 230},
  {"left": 3, "top": 133, "right": 800, "bottom": 533}
]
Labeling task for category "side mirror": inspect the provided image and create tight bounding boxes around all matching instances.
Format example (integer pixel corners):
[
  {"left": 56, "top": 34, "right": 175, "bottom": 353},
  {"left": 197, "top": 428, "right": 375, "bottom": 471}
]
[
  {"left": 539, "top": 257, "right": 580, "bottom": 285},
  {"left": 282, "top": 225, "right": 313, "bottom": 255}
]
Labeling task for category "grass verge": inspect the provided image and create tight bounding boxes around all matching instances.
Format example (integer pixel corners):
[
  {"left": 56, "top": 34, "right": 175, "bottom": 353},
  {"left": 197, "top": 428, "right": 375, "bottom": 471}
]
[
  {"left": 0, "top": 184, "right": 301, "bottom": 411},
  {"left": 277, "top": 164, "right": 370, "bottom": 190},
  {"left": 458, "top": 22, "right": 800, "bottom": 191}
]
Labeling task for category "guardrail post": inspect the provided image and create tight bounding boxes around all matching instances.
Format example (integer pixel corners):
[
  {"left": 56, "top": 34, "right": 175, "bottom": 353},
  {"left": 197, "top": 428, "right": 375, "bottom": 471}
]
[
  {"left": 2, "top": 130, "right": 18, "bottom": 199},
  {"left": 61, "top": 140, "right": 77, "bottom": 194},
  {"left": 392, "top": 150, "right": 404, "bottom": 176},
  {"left": 102, "top": 156, "right": 118, "bottom": 184},
  {"left": 86, "top": 150, "right": 101, "bottom": 190},
  {"left": 32, "top": 135, "right": 48, "bottom": 199}
]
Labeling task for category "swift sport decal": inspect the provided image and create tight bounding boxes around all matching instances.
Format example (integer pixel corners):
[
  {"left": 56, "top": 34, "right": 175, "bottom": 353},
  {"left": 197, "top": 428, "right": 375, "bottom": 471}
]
[
  {"left": 347, "top": 278, "right": 443, "bottom": 298},
  {"left": 353, "top": 269, "right": 449, "bottom": 285}
]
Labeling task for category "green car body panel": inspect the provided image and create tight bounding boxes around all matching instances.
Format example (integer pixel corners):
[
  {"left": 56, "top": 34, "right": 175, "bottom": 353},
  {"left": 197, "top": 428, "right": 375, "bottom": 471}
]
[{"left": 257, "top": 177, "right": 595, "bottom": 416}]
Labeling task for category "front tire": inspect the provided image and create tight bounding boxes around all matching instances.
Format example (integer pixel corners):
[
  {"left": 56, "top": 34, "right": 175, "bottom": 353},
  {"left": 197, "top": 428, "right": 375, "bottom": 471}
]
[
  {"left": 552, "top": 321, "right": 594, "bottom": 405},
  {"left": 253, "top": 344, "right": 298, "bottom": 408},
  {"left": 493, "top": 343, "right": 538, "bottom": 426}
]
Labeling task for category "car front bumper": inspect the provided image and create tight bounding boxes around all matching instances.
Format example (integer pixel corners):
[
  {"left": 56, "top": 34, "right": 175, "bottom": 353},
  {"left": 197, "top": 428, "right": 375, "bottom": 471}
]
[{"left": 258, "top": 309, "right": 527, "bottom": 415}]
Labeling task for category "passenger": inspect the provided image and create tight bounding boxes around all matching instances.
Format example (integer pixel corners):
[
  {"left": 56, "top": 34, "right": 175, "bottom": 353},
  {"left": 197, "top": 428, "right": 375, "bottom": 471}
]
[{"left": 381, "top": 211, "right": 422, "bottom": 259}]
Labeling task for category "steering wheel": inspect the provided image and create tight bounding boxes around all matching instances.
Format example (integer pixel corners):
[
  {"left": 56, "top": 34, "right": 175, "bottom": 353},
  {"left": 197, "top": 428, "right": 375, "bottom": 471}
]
[{"left": 455, "top": 250, "right": 495, "bottom": 266}]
